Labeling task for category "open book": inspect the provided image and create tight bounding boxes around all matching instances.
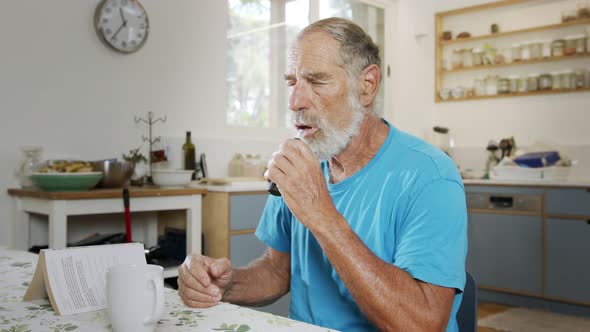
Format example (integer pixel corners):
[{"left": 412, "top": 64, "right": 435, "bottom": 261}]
[{"left": 23, "top": 243, "right": 146, "bottom": 315}]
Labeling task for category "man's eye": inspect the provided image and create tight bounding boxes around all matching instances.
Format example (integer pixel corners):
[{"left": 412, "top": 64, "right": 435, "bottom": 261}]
[{"left": 286, "top": 80, "right": 296, "bottom": 87}]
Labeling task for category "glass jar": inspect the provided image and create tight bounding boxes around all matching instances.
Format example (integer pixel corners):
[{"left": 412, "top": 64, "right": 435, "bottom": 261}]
[
  {"left": 551, "top": 72, "right": 562, "bottom": 90},
  {"left": 485, "top": 75, "right": 498, "bottom": 96},
  {"left": 575, "top": 69, "right": 586, "bottom": 88},
  {"left": 461, "top": 49, "right": 474, "bottom": 68},
  {"left": 564, "top": 36, "right": 577, "bottom": 56},
  {"left": 498, "top": 78, "right": 510, "bottom": 94},
  {"left": 508, "top": 75, "right": 519, "bottom": 93},
  {"left": 578, "top": 2, "right": 590, "bottom": 19},
  {"left": 472, "top": 48, "right": 484, "bottom": 66},
  {"left": 451, "top": 49, "right": 462, "bottom": 69},
  {"left": 502, "top": 48, "right": 513, "bottom": 64},
  {"left": 474, "top": 78, "right": 486, "bottom": 96},
  {"left": 518, "top": 77, "right": 528, "bottom": 93},
  {"left": 521, "top": 42, "right": 531, "bottom": 61},
  {"left": 573, "top": 34, "right": 587, "bottom": 54},
  {"left": 527, "top": 74, "right": 539, "bottom": 91},
  {"left": 540, "top": 40, "right": 552, "bottom": 58},
  {"left": 561, "top": 9, "right": 578, "bottom": 22},
  {"left": 561, "top": 71, "right": 574, "bottom": 89},
  {"left": 15, "top": 146, "right": 42, "bottom": 188},
  {"left": 530, "top": 41, "right": 543, "bottom": 59},
  {"left": 539, "top": 73, "right": 553, "bottom": 90},
  {"left": 552, "top": 39, "right": 565, "bottom": 57},
  {"left": 511, "top": 44, "right": 522, "bottom": 62}
]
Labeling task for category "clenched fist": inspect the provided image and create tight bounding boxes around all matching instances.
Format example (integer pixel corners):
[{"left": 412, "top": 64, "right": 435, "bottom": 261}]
[{"left": 177, "top": 254, "right": 233, "bottom": 308}]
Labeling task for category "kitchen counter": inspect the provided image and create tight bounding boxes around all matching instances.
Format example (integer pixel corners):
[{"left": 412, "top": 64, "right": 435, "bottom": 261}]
[
  {"left": 190, "top": 180, "right": 268, "bottom": 193},
  {"left": 463, "top": 178, "right": 590, "bottom": 189}
]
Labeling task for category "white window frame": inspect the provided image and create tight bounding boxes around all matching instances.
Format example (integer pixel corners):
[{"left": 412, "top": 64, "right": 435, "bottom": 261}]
[{"left": 224, "top": 0, "right": 396, "bottom": 140}]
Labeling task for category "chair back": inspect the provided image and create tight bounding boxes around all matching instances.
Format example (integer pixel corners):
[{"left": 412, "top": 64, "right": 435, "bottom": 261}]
[{"left": 457, "top": 272, "right": 477, "bottom": 332}]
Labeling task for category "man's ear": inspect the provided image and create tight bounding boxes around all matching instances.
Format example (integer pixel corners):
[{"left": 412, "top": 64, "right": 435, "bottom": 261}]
[{"left": 358, "top": 64, "right": 381, "bottom": 107}]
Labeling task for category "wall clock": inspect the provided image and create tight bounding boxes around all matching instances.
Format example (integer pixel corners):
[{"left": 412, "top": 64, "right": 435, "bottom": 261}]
[{"left": 94, "top": 0, "right": 149, "bottom": 53}]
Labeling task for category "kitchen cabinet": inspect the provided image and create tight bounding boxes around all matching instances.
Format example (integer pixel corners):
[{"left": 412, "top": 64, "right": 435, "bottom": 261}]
[
  {"left": 202, "top": 189, "right": 290, "bottom": 317},
  {"left": 544, "top": 188, "right": 590, "bottom": 304},
  {"left": 545, "top": 218, "right": 590, "bottom": 304},
  {"left": 467, "top": 213, "right": 542, "bottom": 295},
  {"left": 465, "top": 184, "right": 590, "bottom": 308}
]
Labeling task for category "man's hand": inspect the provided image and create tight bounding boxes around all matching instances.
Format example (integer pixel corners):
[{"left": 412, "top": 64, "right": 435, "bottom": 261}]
[
  {"left": 177, "top": 254, "right": 233, "bottom": 308},
  {"left": 265, "top": 138, "right": 338, "bottom": 228}
]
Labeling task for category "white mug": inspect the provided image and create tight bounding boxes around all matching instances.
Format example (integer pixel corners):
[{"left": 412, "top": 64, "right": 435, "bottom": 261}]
[{"left": 107, "top": 264, "right": 164, "bottom": 332}]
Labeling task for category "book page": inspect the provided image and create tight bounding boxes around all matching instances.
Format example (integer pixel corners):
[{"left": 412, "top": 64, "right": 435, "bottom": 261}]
[{"left": 43, "top": 243, "right": 146, "bottom": 315}]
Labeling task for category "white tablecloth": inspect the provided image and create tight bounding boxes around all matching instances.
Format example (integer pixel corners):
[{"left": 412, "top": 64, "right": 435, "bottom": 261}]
[{"left": 0, "top": 248, "right": 333, "bottom": 332}]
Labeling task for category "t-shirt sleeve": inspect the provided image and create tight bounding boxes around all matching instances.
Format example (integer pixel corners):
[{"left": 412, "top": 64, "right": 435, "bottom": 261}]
[
  {"left": 393, "top": 179, "right": 467, "bottom": 291},
  {"left": 255, "top": 195, "right": 292, "bottom": 253}
]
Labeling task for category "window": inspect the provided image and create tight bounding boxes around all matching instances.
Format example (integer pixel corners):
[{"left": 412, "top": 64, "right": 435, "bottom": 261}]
[{"left": 226, "top": 0, "right": 388, "bottom": 128}]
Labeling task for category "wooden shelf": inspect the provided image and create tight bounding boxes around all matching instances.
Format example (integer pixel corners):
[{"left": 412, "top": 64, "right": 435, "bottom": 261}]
[
  {"left": 440, "top": 18, "right": 590, "bottom": 46},
  {"left": 437, "top": 87, "right": 590, "bottom": 103},
  {"left": 443, "top": 53, "right": 590, "bottom": 73}
]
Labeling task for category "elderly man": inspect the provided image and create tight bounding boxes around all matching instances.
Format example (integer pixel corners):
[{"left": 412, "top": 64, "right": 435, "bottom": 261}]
[{"left": 178, "top": 17, "right": 467, "bottom": 331}]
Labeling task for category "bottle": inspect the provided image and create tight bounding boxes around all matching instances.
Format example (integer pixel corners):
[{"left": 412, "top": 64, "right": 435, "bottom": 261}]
[{"left": 182, "top": 131, "right": 196, "bottom": 180}]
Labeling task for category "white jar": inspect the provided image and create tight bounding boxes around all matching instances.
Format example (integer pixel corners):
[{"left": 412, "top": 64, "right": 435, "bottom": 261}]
[
  {"left": 521, "top": 42, "right": 531, "bottom": 61},
  {"left": 540, "top": 40, "right": 552, "bottom": 58},
  {"left": 15, "top": 146, "right": 42, "bottom": 188}
]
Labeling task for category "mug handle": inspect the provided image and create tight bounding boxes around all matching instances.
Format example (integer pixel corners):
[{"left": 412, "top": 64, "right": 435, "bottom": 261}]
[{"left": 143, "top": 276, "right": 164, "bottom": 325}]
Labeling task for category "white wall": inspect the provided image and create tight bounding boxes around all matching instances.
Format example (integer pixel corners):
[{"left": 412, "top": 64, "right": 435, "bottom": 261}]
[{"left": 0, "top": 0, "right": 236, "bottom": 248}]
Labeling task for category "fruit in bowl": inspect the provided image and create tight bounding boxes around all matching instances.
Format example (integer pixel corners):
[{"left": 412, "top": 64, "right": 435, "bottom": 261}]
[{"left": 151, "top": 169, "right": 193, "bottom": 187}]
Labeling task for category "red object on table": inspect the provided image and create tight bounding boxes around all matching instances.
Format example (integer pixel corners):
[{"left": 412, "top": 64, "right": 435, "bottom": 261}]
[{"left": 123, "top": 188, "right": 132, "bottom": 242}]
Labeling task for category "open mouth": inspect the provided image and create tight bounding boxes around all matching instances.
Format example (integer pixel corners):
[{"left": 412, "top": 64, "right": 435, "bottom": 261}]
[{"left": 295, "top": 124, "right": 313, "bottom": 131}]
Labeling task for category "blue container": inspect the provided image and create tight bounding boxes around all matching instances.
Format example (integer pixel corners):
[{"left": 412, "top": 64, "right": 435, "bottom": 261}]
[{"left": 513, "top": 151, "right": 560, "bottom": 168}]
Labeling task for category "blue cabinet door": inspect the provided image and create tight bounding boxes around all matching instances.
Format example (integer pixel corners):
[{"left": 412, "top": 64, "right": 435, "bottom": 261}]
[
  {"left": 466, "top": 213, "right": 542, "bottom": 295},
  {"left": 545, "top": 218, "right": 590, "bottom": 304}
]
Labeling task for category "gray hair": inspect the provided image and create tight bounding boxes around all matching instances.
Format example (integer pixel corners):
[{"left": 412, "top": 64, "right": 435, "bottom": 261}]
[{"left": 297, "top": 17, "right": 381, "bottom": 79}]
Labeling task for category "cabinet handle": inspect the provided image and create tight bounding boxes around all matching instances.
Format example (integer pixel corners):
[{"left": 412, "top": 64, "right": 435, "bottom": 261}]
[
  {"left": 587, "top": 220, "right": 590, "bottom": 225},
  {"left": 489, "top": 195, "right": 514, "bottom": 208}
]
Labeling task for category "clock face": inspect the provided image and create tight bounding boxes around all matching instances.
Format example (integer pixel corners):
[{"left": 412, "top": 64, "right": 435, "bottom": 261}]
[{"left": 95, "top": 0, "right": 149, "bottom": 53}]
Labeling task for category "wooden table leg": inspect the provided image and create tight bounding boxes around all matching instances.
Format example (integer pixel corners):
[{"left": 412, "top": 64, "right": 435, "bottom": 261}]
[{"left": 48, "top": 201, "right": 67, "bottom": 249}]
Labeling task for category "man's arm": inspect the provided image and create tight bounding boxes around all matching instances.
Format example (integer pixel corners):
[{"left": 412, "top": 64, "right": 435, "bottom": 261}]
[
  {"left": 314, "top": 217, "right": 455, "bottom": 331},
  {"left": 223, "top": 247, "right": 291, "bottom": 307}
]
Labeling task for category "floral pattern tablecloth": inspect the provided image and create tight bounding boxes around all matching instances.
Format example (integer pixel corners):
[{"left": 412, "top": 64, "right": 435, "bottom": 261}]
[{"left": 0, "top": 248, "right": 333, "bottom": 332}]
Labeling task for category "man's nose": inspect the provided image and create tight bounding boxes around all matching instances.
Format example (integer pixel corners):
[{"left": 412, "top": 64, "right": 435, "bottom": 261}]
[{"left": 288, "top": 82, "right": 311, "bottom": 112}]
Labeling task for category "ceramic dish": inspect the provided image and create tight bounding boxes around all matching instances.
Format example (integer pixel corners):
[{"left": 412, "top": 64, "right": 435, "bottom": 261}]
[{"left": 29, "top": 172, "right": 103, "bottom": 192}]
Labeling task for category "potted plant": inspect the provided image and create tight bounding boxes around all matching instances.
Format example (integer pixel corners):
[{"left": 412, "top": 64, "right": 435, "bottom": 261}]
[{"left": 123, "top": 148, "right": 148, "bottom": 186}]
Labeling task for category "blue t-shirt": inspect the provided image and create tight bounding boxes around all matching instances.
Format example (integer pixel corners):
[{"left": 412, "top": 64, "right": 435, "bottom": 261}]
[{"left": 255, "top": 121, "right": 467, "bottom": 331}]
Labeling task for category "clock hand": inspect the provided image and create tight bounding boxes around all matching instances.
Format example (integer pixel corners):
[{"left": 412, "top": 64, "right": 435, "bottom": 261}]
[
  {"left": 111, "top": 23, "right": 124, "bottom": 41},
  {"left": 119, "top": 7, "right": 127, "bottom": 27}
]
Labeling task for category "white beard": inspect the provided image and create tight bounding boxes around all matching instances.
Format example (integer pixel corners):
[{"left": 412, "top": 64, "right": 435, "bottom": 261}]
[{"left": 292, "top": 90, "right": 365, "bottom": 161}]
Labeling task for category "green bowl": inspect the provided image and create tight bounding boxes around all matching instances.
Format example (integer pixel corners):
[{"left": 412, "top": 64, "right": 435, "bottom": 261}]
[{"left": 29, "top": 172, "right": 103, "bottom": 192}]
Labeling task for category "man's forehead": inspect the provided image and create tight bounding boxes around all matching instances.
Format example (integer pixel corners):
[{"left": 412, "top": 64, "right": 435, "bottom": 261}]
[{"left": 287, "top": 32, "right": 342, "bottom": 74}]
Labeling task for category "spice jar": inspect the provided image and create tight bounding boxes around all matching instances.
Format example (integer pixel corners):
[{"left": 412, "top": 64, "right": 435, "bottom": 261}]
[
  {"left": 578, "top": 2, "right": 590, "bottom": 18},
  {"left": 498, "top": 78, "right": 510, "bottom": 94},
  {"left": 508, "top": 75, "right": 519, "bottom": 93},
  {"left": 530, "top": 41, "right": 543, "bottom": 60},
  {"left": 551, "top": 72, "right": 561, "bottom": 90},
  {"left": 561, "top": 9, "right": 578, "bottom": 22},
  {"left": 521, "top": 42, "right": 531, "bottom": 61},
  {"left": 518, "top": 77, "right": 528, "bottom": 93},
  {"left": 527, "top": 74, "right": 539, "bottom": 91},
  {"left": 540, "top": 40, "right": 552, "bottom": 58},
  {"left": 575, "top": 69, "right": 586, "bottom": 88},
  {"left": 511, "top": 44, "right": 522, "bottom": 62},
  {"left": 573, "top": 34, "right": 587, "bottom": 54},
  {"left": 561, "top": 71, "right": 574, "bottom": 89},
  {"left": 474, "top": 78, "right": 486, "bottom": 96},
  {"left": 552, "top": 39, "right": 565, "bottom": 57},
  {"left": 461, "top": 49, "right": 474, "bottom": 68},
  {"left": 451, "top": 49, "right": 462, "bottom": 69},
  {"left": 564, "top": 36, "right": 577, "bottom": 56},
  {"left": 539, "top": 73, "right": 553, "bottom": 90},
  {"left": 485, "top": 75, "right": 498, "bottom": 96},
  {"left": 472, "top": 48, "right": 484, "bottom": 66}
]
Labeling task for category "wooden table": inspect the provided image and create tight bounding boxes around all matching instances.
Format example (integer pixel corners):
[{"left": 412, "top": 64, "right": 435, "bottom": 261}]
[{"left": 7, "top": 187, "right": 206, "bottom": 277}]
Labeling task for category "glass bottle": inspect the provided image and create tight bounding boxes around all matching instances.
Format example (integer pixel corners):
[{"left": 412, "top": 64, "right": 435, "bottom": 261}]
[
  {"left": 15, "top": 146, "right": 42, "bottom": 188},
  {"left": 182, "top": 131, "right": 196, "bottom": 180}
]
